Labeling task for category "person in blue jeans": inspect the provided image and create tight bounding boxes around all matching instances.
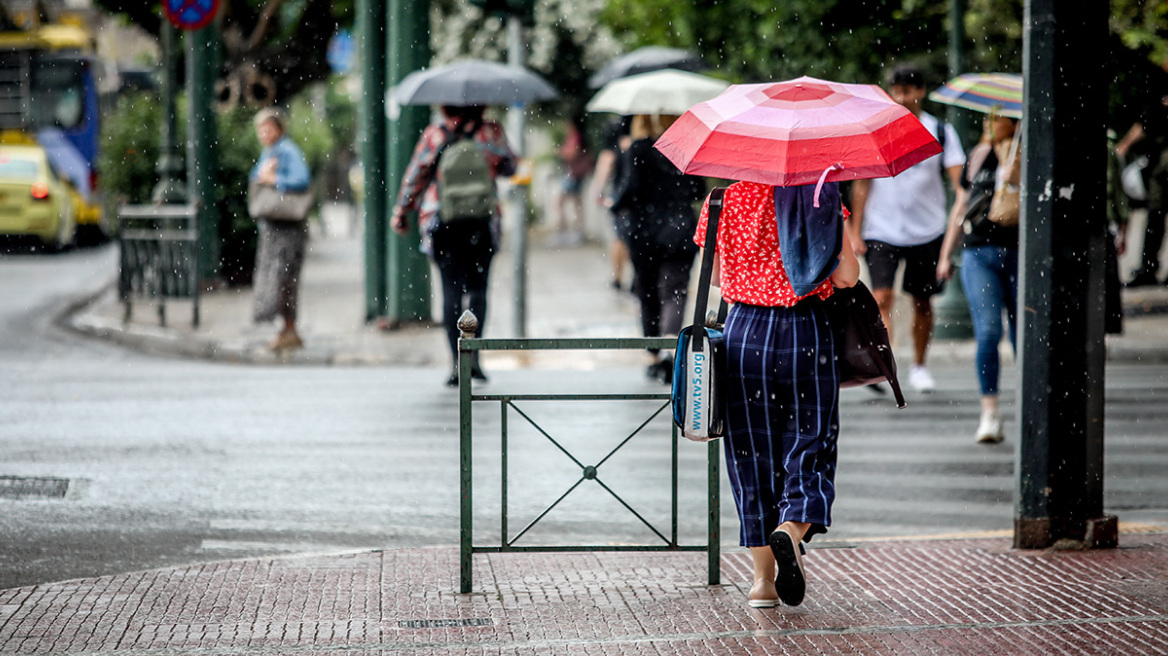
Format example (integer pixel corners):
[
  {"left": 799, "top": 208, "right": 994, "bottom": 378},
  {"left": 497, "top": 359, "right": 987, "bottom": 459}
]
[{"left": 938, "top": 114, "right": 1020, "bottom": 443}]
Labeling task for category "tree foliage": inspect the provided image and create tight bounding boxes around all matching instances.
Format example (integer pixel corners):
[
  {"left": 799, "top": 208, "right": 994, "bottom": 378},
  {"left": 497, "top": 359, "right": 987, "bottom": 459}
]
[
  {"left": 602, "top": 1, "right": 954, "bottom": 86},
  {"left": 93, "top": 0, "right": 353, "bottom": 105},
  {"left": 429, "top": 0, "right": 621, "bottom": 120}
]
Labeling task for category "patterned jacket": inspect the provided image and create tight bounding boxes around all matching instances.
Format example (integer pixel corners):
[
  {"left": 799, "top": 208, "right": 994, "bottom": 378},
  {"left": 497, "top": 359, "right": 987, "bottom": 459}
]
[{"left": 394, "top": 117, "right": 517, "bottom": 254}]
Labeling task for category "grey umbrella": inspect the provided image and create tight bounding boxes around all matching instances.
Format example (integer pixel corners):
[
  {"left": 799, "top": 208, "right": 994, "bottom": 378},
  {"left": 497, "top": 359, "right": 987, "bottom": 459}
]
[
  {"left": 390, "top": 59, "right": 558, "bottom": 107},
  {"left": 588, "top": 46, "right": 706, "bottom": 88}
]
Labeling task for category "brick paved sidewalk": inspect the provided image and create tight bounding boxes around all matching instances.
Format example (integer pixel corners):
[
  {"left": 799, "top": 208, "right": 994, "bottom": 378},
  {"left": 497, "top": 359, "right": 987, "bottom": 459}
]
[{"left": 2, "top": 533, "right": 1166, "bottom": 655}]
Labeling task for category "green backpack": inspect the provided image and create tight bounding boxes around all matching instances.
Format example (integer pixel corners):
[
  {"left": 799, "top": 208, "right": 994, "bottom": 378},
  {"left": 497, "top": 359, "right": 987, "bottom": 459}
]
[{"left": 437, "top": 127, "right": 496, "bottom": 222}]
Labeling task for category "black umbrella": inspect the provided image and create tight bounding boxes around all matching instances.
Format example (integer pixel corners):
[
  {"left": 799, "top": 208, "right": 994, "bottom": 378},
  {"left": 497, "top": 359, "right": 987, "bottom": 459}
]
[
  {"left": 390, "top": 59, "right": 558, "bottom": 107},
  {"left": 588, "top": 46, "right": 707, "bottom": 88}
]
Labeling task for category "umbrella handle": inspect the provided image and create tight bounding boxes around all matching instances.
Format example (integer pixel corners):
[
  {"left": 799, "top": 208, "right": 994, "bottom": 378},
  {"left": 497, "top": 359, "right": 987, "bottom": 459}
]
[{"left": 814, "top": 163, "right": 843, "bottom": 208}]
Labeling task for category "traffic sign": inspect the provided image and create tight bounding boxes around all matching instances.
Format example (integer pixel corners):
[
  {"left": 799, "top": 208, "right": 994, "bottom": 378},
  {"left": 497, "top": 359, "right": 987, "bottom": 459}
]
[
  {"left": 327, "top": 30, "right": 355, "bottom": 74},
  {"left": 163, "top": 0, "right": 220, "bottom": 31}
]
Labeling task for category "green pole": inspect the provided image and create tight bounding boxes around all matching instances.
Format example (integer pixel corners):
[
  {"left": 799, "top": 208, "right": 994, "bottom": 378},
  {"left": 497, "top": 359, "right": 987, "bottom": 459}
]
[
  {"left": 357, "top": 0, "right": 388, "bottom": 321},
  {"left": 933, "top": 0, "right": 973, "bottom": 340},
  {"left": 152, "top": 22, "right": 186, "bottom": 205},
  {"left": 185, "top": 24, "right": 220, "bottom": 281},
  {"left": 386, "top": 0, "right": 432, "bottom": 326}
]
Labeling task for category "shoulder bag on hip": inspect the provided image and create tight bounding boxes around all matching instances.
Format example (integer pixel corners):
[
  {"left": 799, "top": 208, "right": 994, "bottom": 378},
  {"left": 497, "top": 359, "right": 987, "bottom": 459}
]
[
  {"left": 671, "top": 187, "right": 729, "bottom": 442},
  {"left": 822, "top": 280, "right": 906, "bottom": 408},
  {"left": 988, "top": 132, "right": 1021, "bottom": 227},
  {"left": 248, "top": 180, "right": 314, "bottom": 221}
]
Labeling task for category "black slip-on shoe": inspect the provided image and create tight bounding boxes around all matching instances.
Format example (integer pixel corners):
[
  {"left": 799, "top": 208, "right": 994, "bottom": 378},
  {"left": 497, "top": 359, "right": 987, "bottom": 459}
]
[{"left": 769, "top": 529, "right": 807, "bottom": 607}]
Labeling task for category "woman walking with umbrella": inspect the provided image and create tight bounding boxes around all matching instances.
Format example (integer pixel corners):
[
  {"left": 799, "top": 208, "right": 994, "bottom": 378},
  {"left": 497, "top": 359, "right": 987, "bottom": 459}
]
[
  {"left": 931, "top": 73, "right": 1023, "bottom": 443},
  {"left": 611, "top": 113, "right": 706, "bottom": 383},
  {"left": 391, "top": 105, "right": 517, "bottom": 386},
  {"left": 657, "top": 77, "right": 941, "bottom": 607},
  {"left": 937, "top": 112, "right": 1021, "bottom": 444},
  {"left": 389, "top": 60, "right": 554, "bottom": 386}
]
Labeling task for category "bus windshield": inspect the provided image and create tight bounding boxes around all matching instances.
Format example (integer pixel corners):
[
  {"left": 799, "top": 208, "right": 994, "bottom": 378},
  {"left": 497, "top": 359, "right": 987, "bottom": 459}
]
[{"left": 29, "top": 56, "right": 87, "bottom": 130}]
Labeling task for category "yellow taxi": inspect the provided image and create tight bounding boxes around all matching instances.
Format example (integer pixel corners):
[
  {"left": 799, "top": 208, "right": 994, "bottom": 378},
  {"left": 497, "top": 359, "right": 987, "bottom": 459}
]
[{"left": 0, "top": 144, "right": 76, "bottom": 250}]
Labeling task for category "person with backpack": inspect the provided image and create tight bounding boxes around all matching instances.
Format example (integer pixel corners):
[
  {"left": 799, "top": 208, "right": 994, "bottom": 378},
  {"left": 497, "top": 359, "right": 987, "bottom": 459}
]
[
  {"left": 846, "top": 65, "right": 967, "bottom": 394},
  {"left": 391, "top": 105, "right": 518, "bottom": 387}
]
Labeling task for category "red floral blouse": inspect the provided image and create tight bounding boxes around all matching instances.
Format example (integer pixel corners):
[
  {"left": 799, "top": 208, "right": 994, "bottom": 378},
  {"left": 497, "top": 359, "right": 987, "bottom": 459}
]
[{"left": 694, "top": 180, "right": 840, "bottom": 308}]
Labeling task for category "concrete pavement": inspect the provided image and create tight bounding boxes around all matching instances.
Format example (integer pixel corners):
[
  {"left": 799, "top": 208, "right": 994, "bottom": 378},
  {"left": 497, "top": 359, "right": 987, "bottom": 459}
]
[
  {"left": 32, "top": 210, "right": 1168, "bottom": 654},
  {"left": 2, "top": 534, "right": 1166, "bottom": 654}
]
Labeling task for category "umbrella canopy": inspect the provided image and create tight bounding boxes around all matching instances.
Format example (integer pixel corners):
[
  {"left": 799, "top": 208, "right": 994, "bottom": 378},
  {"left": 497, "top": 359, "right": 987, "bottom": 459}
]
[
  {"left": 390, "top": 59, "right": 558, "bottom": 107},
  {"left": 588, "top": 46, "right": 706, "bottom": 88},
  {"left": 653, "top": 76, "right": 943, "bottom": 188},
  {"left": 586, "top": 69, "right": 730, "bottom": 116},
  {"left": 928, "top": 72, "right": 1023, "bottom": 119}
]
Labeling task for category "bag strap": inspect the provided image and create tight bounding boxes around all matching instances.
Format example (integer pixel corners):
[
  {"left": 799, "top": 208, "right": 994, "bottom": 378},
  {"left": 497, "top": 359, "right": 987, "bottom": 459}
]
[
  {"left": 435, "top": 119, "right": 484, "bottom": 164},
  {"left": 691, "top": 187, "right": 728, "bottom": 352},
  {"left": 998, "top": 130, "right": 1022, "bottom": 186}
]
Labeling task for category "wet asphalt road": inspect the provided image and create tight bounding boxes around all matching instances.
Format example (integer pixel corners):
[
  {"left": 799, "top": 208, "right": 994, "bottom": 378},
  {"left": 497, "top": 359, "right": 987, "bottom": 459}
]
[{"left": 0, "top": 243, "right": 1165, "bottom": 590}]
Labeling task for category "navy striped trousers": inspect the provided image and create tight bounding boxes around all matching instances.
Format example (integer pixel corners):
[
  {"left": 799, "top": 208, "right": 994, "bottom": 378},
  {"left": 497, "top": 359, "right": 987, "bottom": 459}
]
[{"left": 722, "top": 301, "right": 840, "bottom": 547}]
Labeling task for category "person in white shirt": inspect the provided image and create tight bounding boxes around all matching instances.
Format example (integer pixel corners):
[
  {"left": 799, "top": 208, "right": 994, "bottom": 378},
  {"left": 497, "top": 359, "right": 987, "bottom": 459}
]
[{"left": 847, "top": 65, "right": 967, "bottom": 393}]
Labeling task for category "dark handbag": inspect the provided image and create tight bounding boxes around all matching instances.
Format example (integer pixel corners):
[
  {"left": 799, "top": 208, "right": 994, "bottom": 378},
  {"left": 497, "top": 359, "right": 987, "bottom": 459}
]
[
  {"left": 671, "top": 187, "right": 729, "bottom": 441},
  {"left": 247, "top": 181, "right": 314, "bottom": 221},
  {"left": 822, "top": 280, "right": 906, "bottom": 408}
]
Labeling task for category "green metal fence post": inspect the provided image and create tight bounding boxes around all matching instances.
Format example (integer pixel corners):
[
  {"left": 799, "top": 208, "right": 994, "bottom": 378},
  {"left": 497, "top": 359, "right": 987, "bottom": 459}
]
[
  {"left": 458, "top": 311, "right": 478, "bottom": 593},
  {"left": 707, "top": 439, "right": 720, "bottom": 585}
]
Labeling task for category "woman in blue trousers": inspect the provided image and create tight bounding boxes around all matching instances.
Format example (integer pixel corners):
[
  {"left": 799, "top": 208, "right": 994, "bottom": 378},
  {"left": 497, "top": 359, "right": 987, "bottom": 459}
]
[
  {"left": 694, "top": 181, "right": 860, "bottom": 608},
  {"left": 938, "top": 114, "right": 1021, "bottom": 444}
]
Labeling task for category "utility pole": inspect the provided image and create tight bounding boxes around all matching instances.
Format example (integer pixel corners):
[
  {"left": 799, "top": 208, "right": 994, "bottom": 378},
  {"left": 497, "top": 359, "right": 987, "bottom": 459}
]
[
  {"left": 357, "top": 0, "right": 388, "bottom": 321},
  {"left": 152, "top": 21, "right": 186, "bottom": 205},
  {"left": 185, "top": 22, "right": 220, "bottom": 282},
  {"left": 386, "top": 0, "right": 431, "bottom": 326},
  {"left": 1014, "top": 0, "right": 1115, "bottom": 550},
  {"left": 506, "top": 15, "right": 529, "bottom": 338},
  {"left": 933, "top": 0, "right": 973, "bottom": 340}
]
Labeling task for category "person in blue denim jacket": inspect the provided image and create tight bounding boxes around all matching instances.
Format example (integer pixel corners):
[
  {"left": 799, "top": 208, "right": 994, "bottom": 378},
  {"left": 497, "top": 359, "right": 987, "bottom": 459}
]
[{"left": 251, "top": 107, "right": 312, "bottom": 351}]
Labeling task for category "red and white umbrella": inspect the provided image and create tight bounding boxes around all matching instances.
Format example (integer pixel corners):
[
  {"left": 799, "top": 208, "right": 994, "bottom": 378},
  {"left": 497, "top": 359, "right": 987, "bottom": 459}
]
[{"left": 654, "top": 76, "right": 942, "bottom": 195}]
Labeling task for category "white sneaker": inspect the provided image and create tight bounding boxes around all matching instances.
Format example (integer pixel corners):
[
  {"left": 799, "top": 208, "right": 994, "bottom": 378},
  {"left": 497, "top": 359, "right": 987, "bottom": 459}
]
[
  {"left": 908, "top": 365, "right": 936, "bottom": 393},
  {"left": 975, "top": 411, "right": 1004, "bottom": 443}
]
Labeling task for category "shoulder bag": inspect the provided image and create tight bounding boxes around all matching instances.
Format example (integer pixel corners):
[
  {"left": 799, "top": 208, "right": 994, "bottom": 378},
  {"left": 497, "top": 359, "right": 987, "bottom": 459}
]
[
  {"left": 987, "top": 132, "right": 1021, "bottom": 227},
  {"left": 671, "top": 187, "right": 729, "bottom": 441},
  {"left": 822, "top": 280, "right": 906, "bottom": 408},
  {"left": 248, "top": 180, "right": 314, "bottom": 221}
]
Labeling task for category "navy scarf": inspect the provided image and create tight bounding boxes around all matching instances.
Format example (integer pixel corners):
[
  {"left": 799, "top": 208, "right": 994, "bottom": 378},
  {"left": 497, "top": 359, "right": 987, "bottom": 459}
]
[{"left": 773, "top": 183, "right": 843, "bottom": 297}]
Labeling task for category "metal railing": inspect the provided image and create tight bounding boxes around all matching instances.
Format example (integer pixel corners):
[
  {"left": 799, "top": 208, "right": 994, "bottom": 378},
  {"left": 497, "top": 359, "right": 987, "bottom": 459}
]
[
  {"left": 117, "top": 204, "right": 200, "bottom": 328},
  {"left": 456, "top": 311, "right": 720, "bottom": 593}
]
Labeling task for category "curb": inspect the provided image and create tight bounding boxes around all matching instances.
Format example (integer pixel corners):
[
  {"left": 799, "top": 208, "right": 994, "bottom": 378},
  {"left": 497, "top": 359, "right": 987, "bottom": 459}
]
[{"left": 56, "top": 277, "right": 1168, "bottom": 368}]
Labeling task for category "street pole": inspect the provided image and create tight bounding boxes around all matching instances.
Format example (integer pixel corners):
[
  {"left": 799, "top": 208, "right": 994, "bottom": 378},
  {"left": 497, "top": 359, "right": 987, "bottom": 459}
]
[
  {"left": 932, "top": 0, "right": 973, "bottom": 340},
  {"left": 152, "top": 21, "right": 186, "bottom": 205},
  {"left": 1014, "top": 0, "right": 1115, "bottom": 550},
  {"left": 386, "top": 0, "right": 431, "bottom": 326},
  {"left": 357, "top": 0, "right": 388, "bottom": 321},
  {"left": 185, "top": 23, "right": 220, "bottom": 282},
  {"left": 507, "top": 15, "right": 528, "bottom": 338}
]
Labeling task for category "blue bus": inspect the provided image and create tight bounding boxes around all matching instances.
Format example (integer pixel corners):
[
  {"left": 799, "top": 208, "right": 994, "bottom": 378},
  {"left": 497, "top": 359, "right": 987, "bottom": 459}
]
[{"left": 0, "top": 23, "right": 104, "bottom": 230}]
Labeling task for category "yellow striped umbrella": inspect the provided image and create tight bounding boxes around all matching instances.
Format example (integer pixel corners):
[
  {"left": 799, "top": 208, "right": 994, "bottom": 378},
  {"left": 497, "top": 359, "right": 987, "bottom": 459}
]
[{"left": 929, "top": 73, "right": 1022, "bottom": 119}]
